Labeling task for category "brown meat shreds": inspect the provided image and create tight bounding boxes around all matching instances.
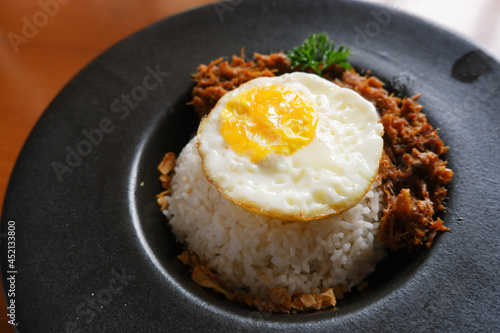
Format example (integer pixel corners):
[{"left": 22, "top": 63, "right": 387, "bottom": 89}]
[
  {"left": 338, "top": 70, "right": 453, "bottom": 251},
  {"left": 334, "top": 70, "right": 401, "bottom": 116},
  {"left": 191, "top": 51, "right": 291, "bottom": 118}
]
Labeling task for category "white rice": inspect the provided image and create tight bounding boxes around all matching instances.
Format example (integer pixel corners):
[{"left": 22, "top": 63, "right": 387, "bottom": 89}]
[{"left": 162, "top": 137, "right": 387, "bottom": 300}]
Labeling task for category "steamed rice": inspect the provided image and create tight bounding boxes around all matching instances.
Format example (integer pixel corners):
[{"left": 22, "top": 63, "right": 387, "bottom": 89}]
[{"left": 162, "top": 136, "right": 387, "bottom": 300}]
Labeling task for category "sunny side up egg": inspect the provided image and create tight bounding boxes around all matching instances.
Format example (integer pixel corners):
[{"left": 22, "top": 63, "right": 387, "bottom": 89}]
[{"left": 197, "top": 72, "right": 384, "bottom": 221}]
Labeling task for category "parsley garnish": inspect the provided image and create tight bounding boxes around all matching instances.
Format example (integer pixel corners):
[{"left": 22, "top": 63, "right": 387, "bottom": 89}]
[{"left": 287, "top": 33, "right": 352, "bottom": 75}]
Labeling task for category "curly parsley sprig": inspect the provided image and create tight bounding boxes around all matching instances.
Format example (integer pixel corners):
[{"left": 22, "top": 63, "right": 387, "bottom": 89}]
[{"left": 287, "top": 33, "right": 352, "bottom": 76}]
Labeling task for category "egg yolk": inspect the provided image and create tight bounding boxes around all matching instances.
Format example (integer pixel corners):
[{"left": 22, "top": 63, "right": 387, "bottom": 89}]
[{"left": 220, "top": 85, "right": 318, "bottom": 162}]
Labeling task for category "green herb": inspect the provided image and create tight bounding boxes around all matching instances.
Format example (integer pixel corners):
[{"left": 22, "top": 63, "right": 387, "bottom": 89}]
[{"left": 287, "top": 33, "right": 352, "bottom": 75}]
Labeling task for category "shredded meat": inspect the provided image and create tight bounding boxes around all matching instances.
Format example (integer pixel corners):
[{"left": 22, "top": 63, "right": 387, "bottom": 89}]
[
  {"left": 191, "top": 51, "right": 290, "bottom": 118},
  {"left": 337, "top": 70, "right": 453, "bottom": 251}
]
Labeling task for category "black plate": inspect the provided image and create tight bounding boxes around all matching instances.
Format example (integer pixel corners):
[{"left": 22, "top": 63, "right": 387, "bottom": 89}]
[{"left": 2, "top": 0, "right": 500, "bottom": 331}]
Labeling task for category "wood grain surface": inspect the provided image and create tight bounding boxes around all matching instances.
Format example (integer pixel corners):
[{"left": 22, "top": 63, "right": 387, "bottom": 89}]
[
  {"left": 0, "top": 1, "right": 218, "bottom": 331},
  {"left": 0, "top": 0, "right": 498, "bottom": 332}
]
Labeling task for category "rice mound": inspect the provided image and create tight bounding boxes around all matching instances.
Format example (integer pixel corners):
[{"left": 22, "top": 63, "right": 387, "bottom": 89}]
[{"left": 162, "top": 137, "right": 387, "bottom": 300}]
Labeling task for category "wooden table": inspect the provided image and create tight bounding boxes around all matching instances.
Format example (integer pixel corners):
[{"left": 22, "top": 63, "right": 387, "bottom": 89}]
[{"left": 0, "top": 1, "right": 498, "bottom": 331}]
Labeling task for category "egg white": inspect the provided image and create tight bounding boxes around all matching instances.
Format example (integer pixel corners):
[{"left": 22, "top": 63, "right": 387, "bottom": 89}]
[{"left": 197, "top": 72, "right": 384, "bottom": 221}]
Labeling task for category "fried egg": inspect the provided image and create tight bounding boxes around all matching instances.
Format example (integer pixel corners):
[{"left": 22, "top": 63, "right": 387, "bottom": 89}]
[{"left": 197, "top": 72, "right": 384, "bottom": 221}]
